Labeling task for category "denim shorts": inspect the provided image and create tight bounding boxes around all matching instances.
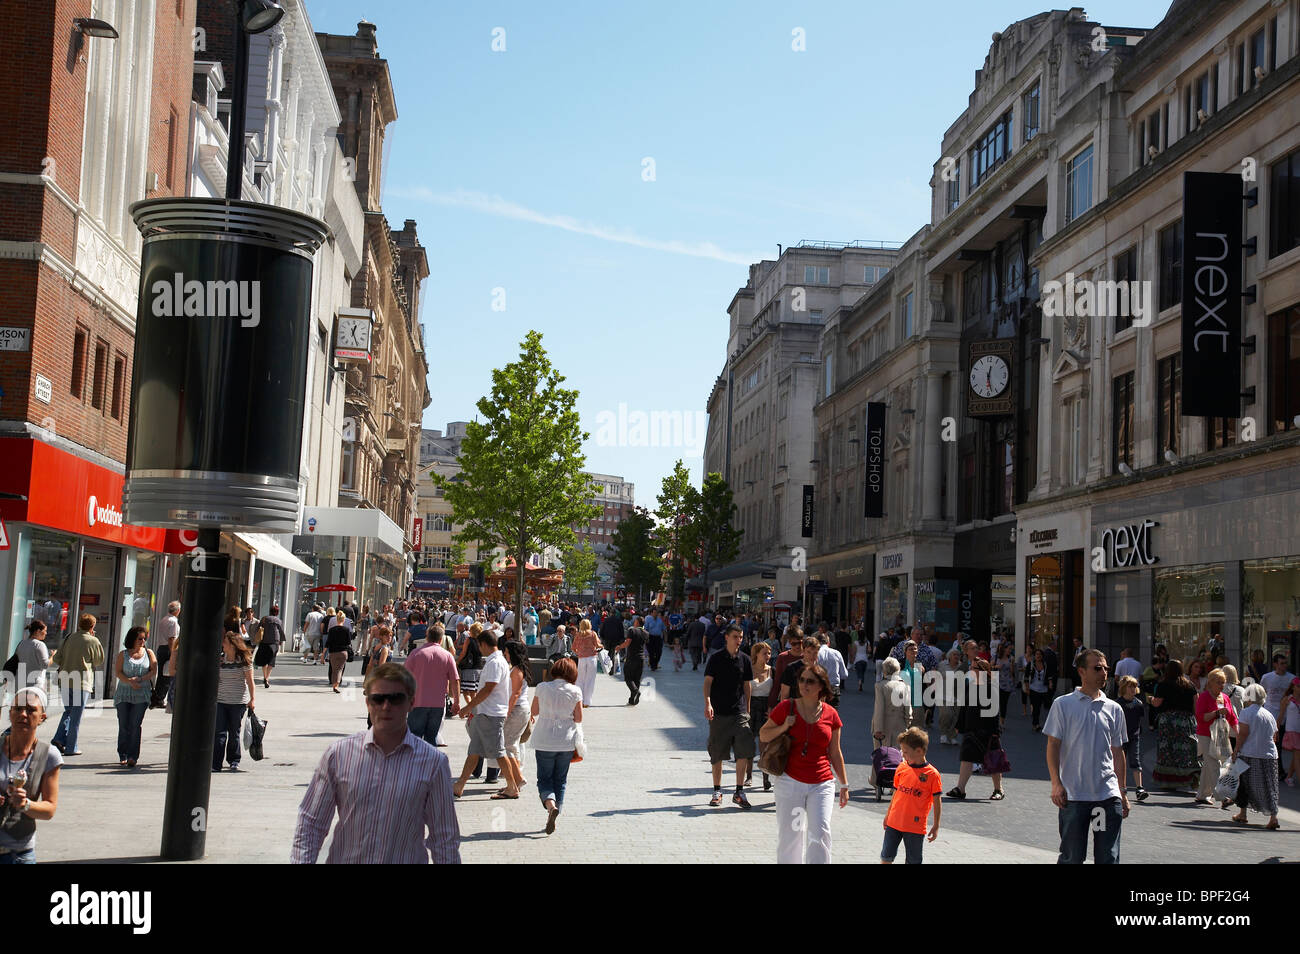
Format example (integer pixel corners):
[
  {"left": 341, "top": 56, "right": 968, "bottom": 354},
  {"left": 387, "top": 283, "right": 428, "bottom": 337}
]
[{"left": 881, "top": 825, "right": 924, "bottom": 863}]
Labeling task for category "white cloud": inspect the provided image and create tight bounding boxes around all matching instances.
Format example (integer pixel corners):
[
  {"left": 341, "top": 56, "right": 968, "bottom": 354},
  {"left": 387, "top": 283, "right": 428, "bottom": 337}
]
[{"left": 389, "top": 186, "right": 759, "bottom": 265}]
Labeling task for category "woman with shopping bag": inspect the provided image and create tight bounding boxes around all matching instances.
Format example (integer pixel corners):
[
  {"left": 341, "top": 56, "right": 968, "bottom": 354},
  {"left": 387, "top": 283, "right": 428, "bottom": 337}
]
[
  {"left": 1229, "top": 682, "right": 1280, "bottom": 829},
  {"left": 214, "top": 628, "right": 255, "bottom": 772},
  {"left": 1193, "top": 668, "right": 1238, "bottom": 804}
]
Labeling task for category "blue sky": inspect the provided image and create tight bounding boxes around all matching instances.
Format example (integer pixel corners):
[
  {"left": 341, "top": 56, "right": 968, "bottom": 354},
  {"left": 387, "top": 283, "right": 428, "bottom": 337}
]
[{"left": 303, "top": 0, "right": 1175, "bottom": 507}]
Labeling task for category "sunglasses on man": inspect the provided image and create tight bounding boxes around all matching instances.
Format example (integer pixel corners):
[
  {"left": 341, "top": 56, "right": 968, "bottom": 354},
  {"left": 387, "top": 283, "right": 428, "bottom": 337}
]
[{"left": 366, "top": 692, "right": 409, "bottom": 707}]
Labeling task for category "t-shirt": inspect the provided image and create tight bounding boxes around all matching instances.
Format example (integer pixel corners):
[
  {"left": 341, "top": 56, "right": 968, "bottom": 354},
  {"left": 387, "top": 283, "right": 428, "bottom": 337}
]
[
  {"left": 0, "top": 738, "right": 62, "bottom": 852},
  {"left": 304, "top": 612, "right": 325, "bottom": 637},
  {"left": 644, "top": 616, "right": 664, "bottom": 637},
  {"left": 1262, "top": 670, "right": 1294, "bottom": 717},
  {"left": 1114, "top": 656, "right": 1143, "bottom": 682},
  {"left": 625, "top": 627, "right": 648, "bottom": 658},
  {"left": 477, "top": 650, "right": 511, "bottom": 718},
  {"left": 1118, "top": 696, "right": 1143, "bottom": 740},
  {"left": 704, "top": 648, "right": 752, "bottom": 716},
  {"left": 780, "top": 659, "right": 811, "bottom": 698},
  {"left": 1042, "top": 689, "right": 1128, "bottom": 801},
  {"left": 768, "top": 699, "right": 842, "bottom": 785},
  {"left": 258, "top": 615, "right": 285, "bottom": 645},
  {"left": 404, "top": 643, "right": 459, "bottom": 709},
  {"left": 325, "top": 625, "right": 352, "bottom": 653},
  {"left": 407, "top": 623, "right": 428, "bottom": 644},
  {"left": 885, "top": 761, "right": 943, "bottom": 835}
]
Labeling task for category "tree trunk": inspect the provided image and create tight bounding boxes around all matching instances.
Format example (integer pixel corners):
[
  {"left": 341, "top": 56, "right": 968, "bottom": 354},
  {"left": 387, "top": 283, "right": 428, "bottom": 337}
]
[{"left": 515, "top": 528, "right": 527, "bottom": 638}]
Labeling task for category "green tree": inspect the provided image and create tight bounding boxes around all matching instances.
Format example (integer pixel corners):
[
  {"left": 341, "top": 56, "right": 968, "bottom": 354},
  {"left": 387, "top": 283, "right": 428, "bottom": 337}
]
[
  {"left": 681, "top": 472, "right": 743, "bottom": 605},
  {"left": 433, "top": 331, "right": 599, "bottom": 624},
  {"left": 560, "top": 540, "right": 597, "bottom": 597},
  {"left": 653, "top": 460, "right": 692, "bottom": 607},
  {"left": 609, "top": 506, "right": 661, "bottom": 605}
]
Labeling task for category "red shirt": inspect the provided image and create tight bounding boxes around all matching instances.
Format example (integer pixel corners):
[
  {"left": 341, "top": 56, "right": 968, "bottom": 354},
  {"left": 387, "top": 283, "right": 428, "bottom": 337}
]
[
  {"left": 1194, "top": 690, "right": 1239, "bottom": 737},
  {"left": 770, "top": 699, "right": 842, "bottom": 784}
]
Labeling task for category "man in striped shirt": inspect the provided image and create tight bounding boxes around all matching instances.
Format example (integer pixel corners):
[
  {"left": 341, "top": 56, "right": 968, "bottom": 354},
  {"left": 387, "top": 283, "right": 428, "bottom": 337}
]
[{"left": 291, "top": 662, "right": 461, "bottom": 864}]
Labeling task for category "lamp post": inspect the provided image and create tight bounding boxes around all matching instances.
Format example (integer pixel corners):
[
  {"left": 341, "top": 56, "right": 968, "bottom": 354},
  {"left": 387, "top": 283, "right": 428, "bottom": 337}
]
[{"left": 226, "top": 0, "right": 285, "bottom": 200}]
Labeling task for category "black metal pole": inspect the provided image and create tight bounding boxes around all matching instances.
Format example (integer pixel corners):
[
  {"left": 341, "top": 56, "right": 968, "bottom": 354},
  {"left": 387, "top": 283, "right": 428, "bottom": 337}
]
[
  {"left": 160, "top": 527, "right": 228, "bottom": 860},
  {"left": 226, "top": 16, "right": 248, "bottom": 201}
]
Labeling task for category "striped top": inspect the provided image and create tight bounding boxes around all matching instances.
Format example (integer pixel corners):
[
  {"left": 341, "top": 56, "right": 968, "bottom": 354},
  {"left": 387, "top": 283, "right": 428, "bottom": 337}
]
[
  {"left": 218, "top": 660, "right": 252, "bottom": 705},
  {"left": 291, "top": 729, "right": 461, "bottom": 864}
]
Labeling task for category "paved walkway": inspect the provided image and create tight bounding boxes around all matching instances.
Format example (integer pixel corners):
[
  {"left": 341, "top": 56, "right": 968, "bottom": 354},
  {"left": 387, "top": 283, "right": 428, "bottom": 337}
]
[{"left": 33, "top": 652, "right": 1300, "bottom": 863}]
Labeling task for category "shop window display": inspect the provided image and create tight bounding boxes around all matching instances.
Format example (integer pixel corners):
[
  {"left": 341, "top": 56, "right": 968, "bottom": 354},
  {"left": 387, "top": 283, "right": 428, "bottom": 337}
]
[
  {"left": 1243, "top": 556, "right": 1300, "bottom": 673},
  {"left": 21, "top": 531, "right": 78, "bottom": 652},
  {"left": 1154, "top": 563, "right": 1225, "bottom": 664}
]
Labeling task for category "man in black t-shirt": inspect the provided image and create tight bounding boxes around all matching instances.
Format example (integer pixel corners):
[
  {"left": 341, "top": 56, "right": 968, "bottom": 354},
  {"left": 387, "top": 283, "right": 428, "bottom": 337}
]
[
  {"left": 703, "top": 625, "right": 754, "bottom": 810},
  {"left": 777, "top": 636, "right": 822, "bottom": 705},
  {"left": 618, "top": 617, "right": 649, "bottom": 705}
]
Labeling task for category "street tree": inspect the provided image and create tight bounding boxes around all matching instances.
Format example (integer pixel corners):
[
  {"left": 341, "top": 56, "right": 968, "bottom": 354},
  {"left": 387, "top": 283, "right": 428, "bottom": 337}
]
[
  {"left": 433, "top": 331, "right": 599, "bottom": 625},
  {"left": 681, "top": 472, "right": 743, "bottom": 605},
  {"left": 560, "top": 540, "right": 597, "bottom": 598},
  {"left": 609, "top": 506, "right": 661, "bottom": 606},
  {"left": 653, "top": 460, "right": 692, "bottom": 607}
]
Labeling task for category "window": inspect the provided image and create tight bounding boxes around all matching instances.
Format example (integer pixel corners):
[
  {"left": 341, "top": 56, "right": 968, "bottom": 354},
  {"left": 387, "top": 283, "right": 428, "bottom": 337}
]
[
  {"left": 1269, "top": 147, "right": 1300, "bottom": 258},
  {"left": 902, "top": 291, "right": 914, "bottom": 339},
  {"left": 864, "top": 265, "right": 876, "bottom": 283},
  {"left": 91, "top": 339, "right": 108, "bottom": 410},
  {"left": 1113, "top": 246, "right": 1137, "bottom": 333},
  {"left": 809, "top": 309, "right": 823, "bottom": 321},
  {"left": 1250, "top": 27, "right": 1266, "bottom": 86},
  {"left": 1139, "top": 108, "right": 1162, "bottom": 165},
  {"left": 1022, "top": 83, "right": 1040, "bottom": 141},
  {"left": 1068, "top": 398, "right": 1084, "bottom": 484},
  {"left": 1156, "top": 354, "right": 1181, "bottom": 455},
  {"left": 945, "top": 159, "right": 961, "bottom": 213},
  {"left": 1065, "top": 144, "right": 1094, "bottom": 224},
  {"left": 1237, "top": 41, "right": 1247, "bottom": 96},
  {"left": 71, "top": 326, "right": 87, "bottom": 398},
  {"left": 1269, "top": 306, "right": 1300, "bottom": 433},
  {"left": 165, "top": 106, "right": 178, "bottom": 189},
  {"left": 1112, "top": 372, "right": 1135, "bottom": 473},
  {"left": 824, "top": 354, "right": 834, "bottom": 397},
  {"left": 110, "top": 353, "right": 125, "bottom": 420},
  {"left": 804, "top": 265, "right": 830, "bottom": 284},
  {"left": 341, "top": 442, "right": 356, "bottom": 490},
  {"left": 1159, "top": 220, "right": 1183, "bottom": 311},
  {"left": 969, "top": 110, "right": 1013, "bottom": 189},
  {"left": 1206, "top": 416, "right": 1236, "bottom": 450}
]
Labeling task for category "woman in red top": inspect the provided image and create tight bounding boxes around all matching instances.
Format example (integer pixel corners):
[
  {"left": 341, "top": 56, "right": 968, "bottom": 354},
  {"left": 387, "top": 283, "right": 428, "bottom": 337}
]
[
  {"left": 1193, "top": 667, "right": 1239, "bottom": 804},
  {"left": 759, "top": 663, "right": 848, "bottom": 864}
]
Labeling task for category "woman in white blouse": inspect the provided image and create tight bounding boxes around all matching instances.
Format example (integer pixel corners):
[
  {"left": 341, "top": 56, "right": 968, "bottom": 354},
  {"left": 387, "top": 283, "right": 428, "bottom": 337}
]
[
  {"left": 748, "top": 642, "right": 775, "bottom": 791},
  {"left": 530, "top": 657, "right": 585, "bottom": 834}
]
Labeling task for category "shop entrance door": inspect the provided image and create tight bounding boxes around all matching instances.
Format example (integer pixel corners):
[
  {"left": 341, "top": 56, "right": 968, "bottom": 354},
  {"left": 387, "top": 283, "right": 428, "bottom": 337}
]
[{"left": 79, "top": 547, "right": 121, "bottom": 693}]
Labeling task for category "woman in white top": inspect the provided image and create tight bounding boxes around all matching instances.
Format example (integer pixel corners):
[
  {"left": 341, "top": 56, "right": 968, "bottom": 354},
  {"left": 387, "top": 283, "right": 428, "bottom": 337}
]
[
  {"left": 497, "top": 640, "right": 534, "bottom": 800},
  {"left": 748, "top": 642, "right": 774, "bottom": 791},
  {"left": 936, "top": 650, "right": 962, "bottom": 745},
  {"left": 530, "top": 657, "right": 585, "bottom": 834},
  {"left": 1230, "top": 682, "right": 1280, "bottom": 829}
]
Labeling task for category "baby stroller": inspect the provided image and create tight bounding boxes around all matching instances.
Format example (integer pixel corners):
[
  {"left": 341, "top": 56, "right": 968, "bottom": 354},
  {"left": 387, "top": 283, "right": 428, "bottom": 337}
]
[{"left": 872, "top": 744, "right": 903, "bottom": 801}]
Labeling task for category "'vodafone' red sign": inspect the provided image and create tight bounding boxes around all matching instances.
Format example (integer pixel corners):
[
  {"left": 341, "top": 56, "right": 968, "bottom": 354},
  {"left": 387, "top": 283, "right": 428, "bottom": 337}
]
[{"left": 0, "top": 438, "right": 166, "bottom": 550}]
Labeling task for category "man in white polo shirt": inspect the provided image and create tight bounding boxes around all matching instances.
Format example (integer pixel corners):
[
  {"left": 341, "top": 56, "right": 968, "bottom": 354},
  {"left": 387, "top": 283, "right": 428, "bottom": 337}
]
[
  {"left": 1044, "top": 648, "right": 1129, "bottom": 864},
  {"left": 452, "top": 629, "right": 510, "bottom": 799}
]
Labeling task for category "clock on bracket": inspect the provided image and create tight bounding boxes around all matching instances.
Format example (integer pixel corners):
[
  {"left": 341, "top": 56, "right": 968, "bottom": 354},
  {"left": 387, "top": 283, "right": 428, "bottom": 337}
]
[{"left": 967, "top": 339, "right": 1015, "bottom": 417}]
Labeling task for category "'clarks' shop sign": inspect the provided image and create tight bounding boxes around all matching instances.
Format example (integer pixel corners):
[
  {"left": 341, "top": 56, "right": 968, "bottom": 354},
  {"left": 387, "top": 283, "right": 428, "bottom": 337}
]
[{"left": 1093, "top": 519, "right": 1159, "bottom": 572}]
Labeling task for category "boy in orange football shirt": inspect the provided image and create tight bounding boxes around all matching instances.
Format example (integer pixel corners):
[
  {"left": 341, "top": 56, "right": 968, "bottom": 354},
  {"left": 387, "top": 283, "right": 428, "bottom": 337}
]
[{"left": 881, "top": 727, "right": 942, "bottom": 863}]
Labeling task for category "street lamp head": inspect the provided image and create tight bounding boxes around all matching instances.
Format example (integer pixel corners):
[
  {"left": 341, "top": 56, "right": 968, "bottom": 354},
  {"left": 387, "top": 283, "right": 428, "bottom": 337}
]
[
  {"left": 74, "top": 17, "right": 120, "bottom": 38},
  {"left": 241, "top": 0, "right": 285, "bottom": 33}
]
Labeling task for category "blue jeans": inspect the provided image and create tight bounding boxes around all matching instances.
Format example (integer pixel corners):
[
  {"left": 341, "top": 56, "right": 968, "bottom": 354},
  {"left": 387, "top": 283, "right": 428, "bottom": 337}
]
[
  {"left": 535, "top": 750, "right": 573, "bottom": 812},
  {"left": 0, "top": 849, "right": 35, "bottom": 864},
  {"left": 408, "top": 706, "right": 444, "bottom": 746},
  {"left": 213, "top": 702, "right": 247, "bottom": 769},
  {"left": 52, "top": 689, "right": 91, "bottom": 752},
  {"left": 1058, "top": 797, "right": 1123, "bottom": 864},
  {"left": 881, "top": 825, "right": 925, "bottom": 863},
  {"left": 115, "top": 700, "right": 148, "bottom": 761}
]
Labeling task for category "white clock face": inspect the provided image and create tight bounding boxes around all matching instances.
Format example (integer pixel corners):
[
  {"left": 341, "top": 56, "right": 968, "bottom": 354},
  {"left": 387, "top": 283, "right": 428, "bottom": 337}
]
[
  {"left": 970, "top": 355, "right": 1010, "bottom": 398},
  {"left": 338, "top": 318, "right": 371, "bottom": 350}
]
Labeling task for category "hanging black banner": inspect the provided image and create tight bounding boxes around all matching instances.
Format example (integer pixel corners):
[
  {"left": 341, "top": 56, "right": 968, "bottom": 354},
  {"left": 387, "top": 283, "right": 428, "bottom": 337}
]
[
  {"left": 1180, "top": 171, "right": 1242, "bottom": 418},
  {"left": 864, "top": 402, "right": 886, "bottom": 518},
  {"left": 801, "top": 484, "right": 815, "bottom": 538}
]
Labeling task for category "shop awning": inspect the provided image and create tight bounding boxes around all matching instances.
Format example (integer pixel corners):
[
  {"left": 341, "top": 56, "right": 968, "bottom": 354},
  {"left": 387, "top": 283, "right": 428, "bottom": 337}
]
[
  {"left": 235, "top": 533, "right": 315, "bottom": 577},
  {"left": 302, "top": 506, "right": 405, "bottom": 553}
]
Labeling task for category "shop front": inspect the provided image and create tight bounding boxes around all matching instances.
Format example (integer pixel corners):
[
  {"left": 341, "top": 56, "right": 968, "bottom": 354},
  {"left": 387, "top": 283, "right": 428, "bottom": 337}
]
[
  {"left": 0, "top": 438, "right": 169, "bottom": 696},
  {"left": 294, "top": 505, "right": 407, "bottom": 620},
  {"left": 808, "top": 549, "right": 874, "bottom": 630},
  {"left": 876, "top": 544, "right": 914, "bottom": 632},
  {"left": 1090, "top": 459, "right": 1300, "bottom": 674},
  {"left": 1015, "top": 511, "right": 1089, "bottom": 667},
  {"left": 953, "top": 518, "right": 1019, "bottom": 641},
  {"left": 912, "top": 569, "right": 992, "bottom": 648}
]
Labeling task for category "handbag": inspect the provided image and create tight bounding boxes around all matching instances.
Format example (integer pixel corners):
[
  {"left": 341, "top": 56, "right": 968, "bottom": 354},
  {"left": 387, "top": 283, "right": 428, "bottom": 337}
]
[
  {"left": 1209, "top": 711, "right": 1233, "bottom": 761},
  {"left": 1214, "top": 762, "right": 1243, "bottom": 801},
  {"left": 756, "top": 702, "right": 795, "bottom": 777},
  {"left": 247, "top": 712, "right": 268, "bottom": 761},
  {"left": 983, "top": 735, "right": 1012, "bottom": 775},
  {"left": 571, "top": 724, "right": 586, "bottom": 763}
]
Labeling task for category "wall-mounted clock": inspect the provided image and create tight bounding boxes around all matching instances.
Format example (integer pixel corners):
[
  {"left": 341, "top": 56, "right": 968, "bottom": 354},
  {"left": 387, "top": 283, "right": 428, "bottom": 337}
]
[
  {"left": 335, "top": 309, "right": 373, "bottom": 362},
  {"left": 967, "top": 339, "right": 1015, "bottom": 417}
]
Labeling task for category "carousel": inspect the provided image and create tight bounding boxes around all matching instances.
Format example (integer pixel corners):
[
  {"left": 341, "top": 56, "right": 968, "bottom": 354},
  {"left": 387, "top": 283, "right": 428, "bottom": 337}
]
[{"left": 483, "top": 558, "right": 564, "bottom": 603}]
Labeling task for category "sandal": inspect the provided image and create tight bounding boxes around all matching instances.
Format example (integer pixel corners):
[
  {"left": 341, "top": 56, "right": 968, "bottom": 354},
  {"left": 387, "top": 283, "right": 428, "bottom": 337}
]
[
  {"left": 990, "top": 790, "right": 1005, "bottom": 800},
  {"left": 490, "top": 792, "right": 520, "bottom": 800},
  {"left": 709, "top": 792, "right": 723, "bottom": 806},
  {"left": 946, "top": 788, "right": 966, "bottom": 799},
  {"left": 1267, "top": 820, "right": 1281, "bottom": 830}
]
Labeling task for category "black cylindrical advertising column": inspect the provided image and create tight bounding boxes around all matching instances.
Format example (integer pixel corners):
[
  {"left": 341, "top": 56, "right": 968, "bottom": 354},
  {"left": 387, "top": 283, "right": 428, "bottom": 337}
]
[{"left": 125, "top": 198, "right": 329, "bottom": 860}]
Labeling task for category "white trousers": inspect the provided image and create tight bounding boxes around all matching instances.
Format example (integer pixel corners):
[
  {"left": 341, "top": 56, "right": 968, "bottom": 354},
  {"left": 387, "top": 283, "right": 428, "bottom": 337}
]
[
  {"left": 774, "top": 774, "right": 835, "bottom": 864},
  {"left": 577, "top": 656, "right": 598, "bottom": 706}
]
